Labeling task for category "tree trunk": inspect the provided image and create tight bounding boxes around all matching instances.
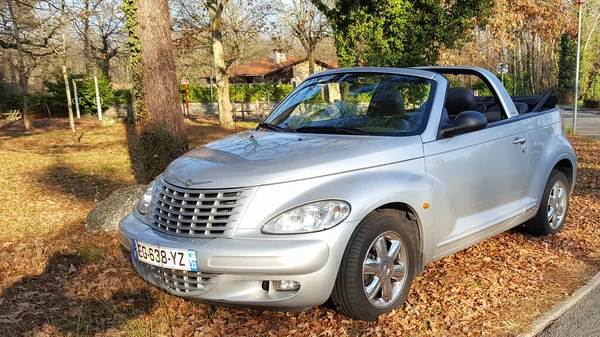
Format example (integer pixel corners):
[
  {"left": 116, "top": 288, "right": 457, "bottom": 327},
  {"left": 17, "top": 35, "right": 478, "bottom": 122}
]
[
  {"left": 100, "top": 58, "right": 110, "bottom": 77},
  {"left": 127, "top": 0, "right": 188, "bottom": 183},
  {"left": 518, "top": 40, "right": 524, "bottom": 95},
  {"left": 99, "top": 41, "right": 111, "bottom": 76},
  {"left": 62, "top": 64, "right": 75, "bottom": 134},
  {"left": 84, "top": 0, "right": 91, "bottom": 74},
  {"left": 20, "top": 76, "right": 30, "bottom": 130},
  {"left": 136, "top": 0, "right": 186, "bottom": 136},
  {"left": 584, "top": 11, "right": 600, "bottom": 52},
  {"left": 512, "top": 50, "right": 517, "bottom": 96},
  {"left": 308, "top": 50, "right": 315, "bottom": 75},
  {"left": 529, "top": 39, "right": 535, "bottom": 95},
  {"left": 62, "top": 0, "right": 76, "bottom": 137},
  {"left": 7, "top": 0, "right": 30, "bottom": 130},
  {"left": 207, "top": 0, "right": 234, "bottom": 128}
]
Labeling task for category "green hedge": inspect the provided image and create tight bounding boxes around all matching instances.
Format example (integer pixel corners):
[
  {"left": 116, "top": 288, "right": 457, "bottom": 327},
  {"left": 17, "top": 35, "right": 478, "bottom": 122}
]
[
  {"left": 179, "top": 83, "right": 294, "bottom": 103},
  {"left": 584, "top": 97, "right": 600, "bottom": 108},
  {"left": 43, "top": 79, "right": 293, "bottom": 115},
  {"left": 183, "top": 86, "right": 216, "bottom": 103},
  {"left": 44, "top": 72, "right": 114, "bottom": 115},
  {"left": 0, "top": 91, "right": 48, "bottom": 111}
]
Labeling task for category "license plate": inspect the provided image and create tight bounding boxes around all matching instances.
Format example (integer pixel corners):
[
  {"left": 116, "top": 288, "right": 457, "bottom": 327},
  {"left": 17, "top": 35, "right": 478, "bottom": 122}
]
[{"left": 132, "top": 240, "right": 198, "bottom": 272}]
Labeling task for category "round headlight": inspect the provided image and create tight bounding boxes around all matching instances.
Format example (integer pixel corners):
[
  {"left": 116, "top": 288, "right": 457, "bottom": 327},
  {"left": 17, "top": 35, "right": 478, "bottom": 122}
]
[
  {"left": 261, "top": 200, "right": 351, "bottom": 234},
  {"left": 136, "top": 180, "right": 156, "bottom": 215}
]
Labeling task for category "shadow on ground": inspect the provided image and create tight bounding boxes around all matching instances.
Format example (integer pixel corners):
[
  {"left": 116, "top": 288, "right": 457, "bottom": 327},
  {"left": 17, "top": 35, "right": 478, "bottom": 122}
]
[
  {"left": 0, "top": 235, "right": 157, "bottom": 336},
  {"left": 0, "top": 119, "right": 85, "bottom": 139},
  {"left": 37, "top": 163, "right": 130, "bottom": 202}
]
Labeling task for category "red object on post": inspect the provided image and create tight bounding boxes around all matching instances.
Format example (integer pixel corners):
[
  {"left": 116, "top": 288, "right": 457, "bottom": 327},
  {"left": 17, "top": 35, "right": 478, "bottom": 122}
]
[
  {"left": 181, "top": 79, "right": 190, "bottom": 117},
  {"left": 578, "top": 0, "right": 585, "bottom": 5}
]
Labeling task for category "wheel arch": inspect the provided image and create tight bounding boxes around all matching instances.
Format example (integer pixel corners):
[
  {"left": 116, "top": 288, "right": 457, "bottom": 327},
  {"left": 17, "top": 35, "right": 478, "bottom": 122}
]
[
  {"left": 553, "top": 158, "right": 575, "bottom": 192},
  {"left": 372, "top": 202, "right": 426, "bottom": 276},
  {"left": 525, "top": 152, "right": 577, "bottom": 216}
]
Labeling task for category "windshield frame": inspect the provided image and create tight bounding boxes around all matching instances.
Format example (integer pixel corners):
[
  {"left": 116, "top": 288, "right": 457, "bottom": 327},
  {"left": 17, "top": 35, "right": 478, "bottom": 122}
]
[{"left": 260, "top": 69, "right": 438, "bottom": 137}]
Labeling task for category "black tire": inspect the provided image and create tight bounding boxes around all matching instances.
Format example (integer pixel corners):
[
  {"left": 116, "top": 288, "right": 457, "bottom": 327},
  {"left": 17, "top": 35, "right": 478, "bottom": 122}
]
[
  {"left": 331, "top": 209, "right": 418, "bottom": 321},
  {"left": 525, "top": 170, "right": 570, "bottom": 236}
]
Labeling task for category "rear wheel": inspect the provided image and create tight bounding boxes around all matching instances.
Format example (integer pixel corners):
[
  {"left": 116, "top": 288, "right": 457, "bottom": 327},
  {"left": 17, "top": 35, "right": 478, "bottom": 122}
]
[
  {"left": 526, "top": 170, "right": 570, "bottom": 236},
  {"left": 331, "top": 209, "right": 418, "bottom": 321}
]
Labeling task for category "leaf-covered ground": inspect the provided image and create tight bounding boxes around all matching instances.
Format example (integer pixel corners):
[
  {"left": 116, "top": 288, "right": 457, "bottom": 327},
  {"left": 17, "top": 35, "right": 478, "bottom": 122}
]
[{"left": 0, "top": 117, "right": 599, "bottom": 337}]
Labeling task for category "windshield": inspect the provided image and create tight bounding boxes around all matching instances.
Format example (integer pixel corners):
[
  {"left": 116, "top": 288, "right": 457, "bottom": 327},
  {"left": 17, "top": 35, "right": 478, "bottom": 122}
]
[{"left": 263, "top": 73, "right": 435, "bottom": 136}]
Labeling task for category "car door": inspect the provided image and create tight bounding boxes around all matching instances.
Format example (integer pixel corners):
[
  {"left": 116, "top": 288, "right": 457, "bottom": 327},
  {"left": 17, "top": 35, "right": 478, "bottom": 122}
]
[{"left": 424, "top": 118, "right": 527, "bottom": 259}]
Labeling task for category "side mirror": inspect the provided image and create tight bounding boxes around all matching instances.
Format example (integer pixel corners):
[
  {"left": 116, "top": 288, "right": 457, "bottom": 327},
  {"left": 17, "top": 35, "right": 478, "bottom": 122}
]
[{"left": 441, "top": 110, "right": 488, "bottom": 138}]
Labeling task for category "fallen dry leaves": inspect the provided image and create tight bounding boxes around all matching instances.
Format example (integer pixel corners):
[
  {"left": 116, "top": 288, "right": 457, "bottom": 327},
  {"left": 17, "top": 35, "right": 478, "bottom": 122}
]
[{"left": 0, "top": 118, "right": 598, "bottom": 337}]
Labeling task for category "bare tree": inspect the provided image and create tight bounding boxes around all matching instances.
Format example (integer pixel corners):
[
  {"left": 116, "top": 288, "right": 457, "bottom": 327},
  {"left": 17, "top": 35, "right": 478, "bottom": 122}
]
[
  {"left": 72, "top": 0, "right": 125, "bottom": 78},
  {"left": 221, "top": 0, "right": 271, "bottom": 66},
  {"left": 82, "top": 0, "right": 90, "bottom": 72},
  {"left": 173, "top": 0, "right": 272, "bottom": 68},
  {"left": 60, "top": 0, "right": 75, "bottom": 136},
  {"left": 171, "top": 0, "right": 212, "bottom": 76},
  {"left": 172, "top": 0, "right": 272, "bottom": 127},
  {"left": 207, "top": 0, "right": 233, "bottom": 127},
  {"left": 279, "top": 0, "right": 330, "bottom": 74},
  {"left": 0, "top": 0, "right": 56, "bottom": 130}
]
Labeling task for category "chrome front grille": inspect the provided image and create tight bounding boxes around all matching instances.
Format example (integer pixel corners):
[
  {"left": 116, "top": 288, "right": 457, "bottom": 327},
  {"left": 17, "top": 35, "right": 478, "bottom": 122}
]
[
  {"left": 149, "top": 266, "right": 220, "bottom": 294},
  {"left": 149, "top": 178, "right": 254, "bottom": 238}
]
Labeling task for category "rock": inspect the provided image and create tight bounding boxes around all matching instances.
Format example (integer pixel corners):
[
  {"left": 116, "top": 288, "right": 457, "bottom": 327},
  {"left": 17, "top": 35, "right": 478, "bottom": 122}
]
[{"left": 86, "top": 184, "right": 147, "bottom": 233}]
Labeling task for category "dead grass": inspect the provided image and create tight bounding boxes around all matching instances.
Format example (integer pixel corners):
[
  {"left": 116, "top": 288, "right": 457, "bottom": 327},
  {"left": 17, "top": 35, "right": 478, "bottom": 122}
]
[{"left": 0, "top": 117, "right": 599, "bottom": 336}]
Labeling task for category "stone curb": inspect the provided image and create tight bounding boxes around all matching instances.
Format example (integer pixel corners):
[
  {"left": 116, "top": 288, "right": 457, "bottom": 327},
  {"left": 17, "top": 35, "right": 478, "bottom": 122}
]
[{"left": 517, "top": 270, "right": 600, "bottom": 337}]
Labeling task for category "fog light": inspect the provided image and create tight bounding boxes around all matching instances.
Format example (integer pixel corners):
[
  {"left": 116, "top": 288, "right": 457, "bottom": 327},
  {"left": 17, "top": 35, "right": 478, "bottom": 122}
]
[{"left": 272, "top": 280, "right": 300, "bottom": 291}]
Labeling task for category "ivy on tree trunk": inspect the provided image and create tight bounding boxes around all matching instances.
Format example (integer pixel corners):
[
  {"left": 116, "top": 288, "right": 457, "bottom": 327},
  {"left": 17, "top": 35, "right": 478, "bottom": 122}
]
[{"left": 124, "top": 0, "right": 188, "bottom": 183}]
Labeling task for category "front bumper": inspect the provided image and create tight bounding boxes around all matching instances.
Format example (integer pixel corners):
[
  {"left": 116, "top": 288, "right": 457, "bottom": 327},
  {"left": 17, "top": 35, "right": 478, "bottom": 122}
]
[{"left": 118, "top": 213, "right": 355, "bottom": 310}]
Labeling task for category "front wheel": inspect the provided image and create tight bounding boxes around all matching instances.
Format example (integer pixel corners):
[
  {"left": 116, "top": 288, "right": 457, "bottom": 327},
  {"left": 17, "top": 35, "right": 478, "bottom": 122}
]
[
  {"left": 526, "top": 170, "right": 570, "bottom": 236},
  {"left": 331, "top": 209, "right": 418, "bottom": 321}
]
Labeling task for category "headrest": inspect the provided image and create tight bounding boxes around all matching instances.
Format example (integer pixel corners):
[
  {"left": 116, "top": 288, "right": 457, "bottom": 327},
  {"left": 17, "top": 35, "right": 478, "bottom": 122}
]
[
  {"left": 514, "top": 102, "right": 529, "bottom": 115},
  {"left": 445, "top": 87, "right": 475, "bottom": 117},
  {"left": 367, "top": 88, "right": 405, "bottom": 116}
]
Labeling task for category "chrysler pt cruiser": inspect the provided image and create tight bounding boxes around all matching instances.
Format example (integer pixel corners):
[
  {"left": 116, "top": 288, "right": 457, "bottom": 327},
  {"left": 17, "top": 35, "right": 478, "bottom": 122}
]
[{"left": 119, "top": 67, "right": 576, "bottom": 321}]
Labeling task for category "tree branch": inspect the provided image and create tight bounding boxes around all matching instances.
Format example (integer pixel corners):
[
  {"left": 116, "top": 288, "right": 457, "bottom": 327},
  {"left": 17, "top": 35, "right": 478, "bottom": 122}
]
[
  {"left": 0, "top": 39, "right": 18, "bottom": 49},
  {"left": 308, "top": 0, "right": 332, "bottom": 18},
  {"left": 0, "top": 37, "right": 50, "bottom": 50}
]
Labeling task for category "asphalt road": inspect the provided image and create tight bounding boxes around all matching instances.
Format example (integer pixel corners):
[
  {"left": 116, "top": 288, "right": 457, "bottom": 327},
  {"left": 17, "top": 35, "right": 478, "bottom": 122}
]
[
  {"left": 539, "top": 284, "right": 600, "bottom": 337},
  {"left": 560, "top": 108, "right": 600, "bottom": 137}
]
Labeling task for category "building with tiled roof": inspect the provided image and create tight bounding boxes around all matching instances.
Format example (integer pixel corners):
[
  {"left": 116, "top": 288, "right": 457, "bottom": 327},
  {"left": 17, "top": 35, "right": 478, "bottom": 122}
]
[{"left": 203, "top": 51, "right": 337, "bottom": 86}]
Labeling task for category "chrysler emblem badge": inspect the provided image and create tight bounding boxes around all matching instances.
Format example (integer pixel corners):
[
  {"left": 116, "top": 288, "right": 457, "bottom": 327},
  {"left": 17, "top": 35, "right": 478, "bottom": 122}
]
[{"left": 174, "top": 177, "right": 213, "bottom": 186}]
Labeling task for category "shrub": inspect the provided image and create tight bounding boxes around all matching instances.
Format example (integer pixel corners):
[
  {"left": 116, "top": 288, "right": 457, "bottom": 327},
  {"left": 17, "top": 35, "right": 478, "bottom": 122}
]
[
  {"left": 0, "top": 91, "right": 49, "bottom": 112},
  {"left": 181, "top": 85, "right": 216, "bottom": 103},
  {"left": 229, "top": 85, "right": 245, "bottom": 102},
  {"left": 584, "top": 97, "right": 600, "bottom": 108},
  {"left": 114, "top": 89, "right": 133, "bottom": 105},
  {"left": 179, "top": 82, "right": 294, "bottom": 103},
  {"left": 556, "top": 88, "right": 574, "bottom": 105},
  {"left": 45, "top": 72, "right": 114, "bottom": 116}
]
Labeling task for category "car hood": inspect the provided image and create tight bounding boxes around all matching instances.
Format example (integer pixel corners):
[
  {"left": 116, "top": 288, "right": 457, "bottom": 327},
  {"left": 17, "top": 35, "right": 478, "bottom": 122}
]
[{"left": 163, "top": 131, "right": 424, "bottom": 189}]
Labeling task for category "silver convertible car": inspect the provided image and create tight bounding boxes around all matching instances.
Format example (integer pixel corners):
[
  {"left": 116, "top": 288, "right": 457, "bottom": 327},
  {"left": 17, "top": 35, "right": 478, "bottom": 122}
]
[{"left": 119, "top": 66, "right": 576, "bottom": 321}]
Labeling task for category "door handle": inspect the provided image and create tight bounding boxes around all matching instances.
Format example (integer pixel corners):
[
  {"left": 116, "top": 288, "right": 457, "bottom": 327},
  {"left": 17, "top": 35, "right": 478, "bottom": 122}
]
[{"left": 513, "top": 136, "right": 527, "bottom": 145}]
